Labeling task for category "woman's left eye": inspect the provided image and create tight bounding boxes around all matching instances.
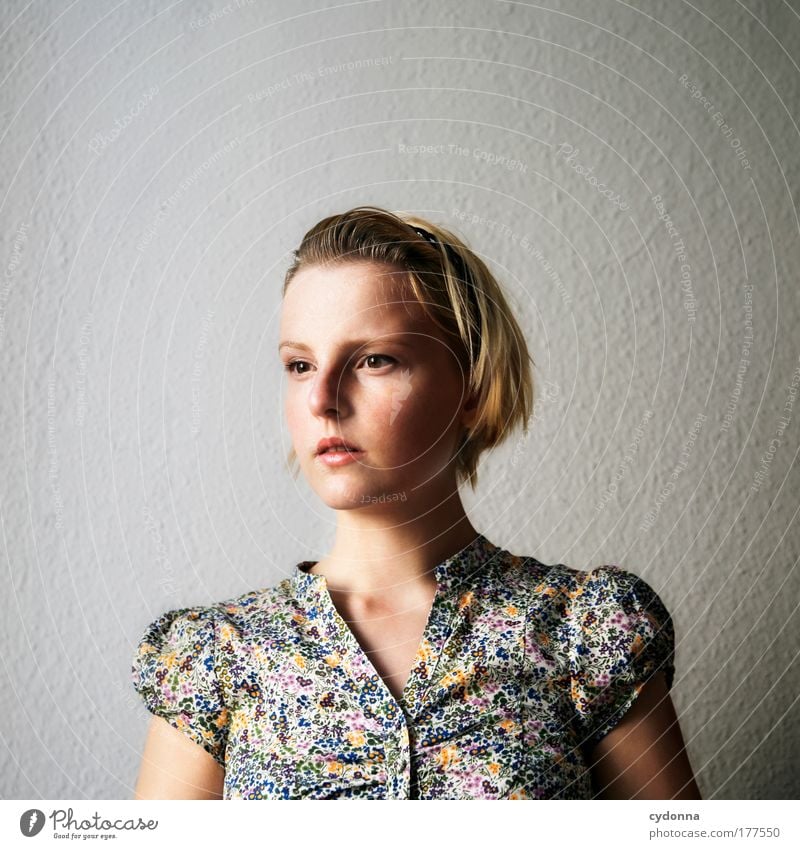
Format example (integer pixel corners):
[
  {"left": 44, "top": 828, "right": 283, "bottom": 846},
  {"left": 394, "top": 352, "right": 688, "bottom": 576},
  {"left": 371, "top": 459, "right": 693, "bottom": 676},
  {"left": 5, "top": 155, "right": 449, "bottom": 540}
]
[{"left": 362, "top": 354, "right": 396, "bottom": 369}]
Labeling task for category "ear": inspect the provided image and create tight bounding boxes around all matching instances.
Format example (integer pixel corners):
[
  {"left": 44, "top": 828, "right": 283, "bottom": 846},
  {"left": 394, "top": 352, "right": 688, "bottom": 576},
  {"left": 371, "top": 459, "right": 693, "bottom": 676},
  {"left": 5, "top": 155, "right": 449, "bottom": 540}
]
[{"left": 460, "top": 390, "right": 480, "bottom": 430}]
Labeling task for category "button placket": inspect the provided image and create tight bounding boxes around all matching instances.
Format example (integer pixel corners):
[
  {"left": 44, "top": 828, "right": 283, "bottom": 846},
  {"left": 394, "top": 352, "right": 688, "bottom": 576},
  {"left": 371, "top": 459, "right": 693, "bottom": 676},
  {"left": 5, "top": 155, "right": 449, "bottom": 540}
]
[
  {"left": 290, "top": 534, "right": 499, "bottom": 799},
  {"left": 382, "top": 711, "right": 411, "bottom": 798}
]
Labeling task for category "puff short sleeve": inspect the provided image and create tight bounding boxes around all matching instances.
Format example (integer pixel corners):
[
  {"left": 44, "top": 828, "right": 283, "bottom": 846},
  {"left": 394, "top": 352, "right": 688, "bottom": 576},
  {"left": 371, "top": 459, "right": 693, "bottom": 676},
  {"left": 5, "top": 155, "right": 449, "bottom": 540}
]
[
  {"left": 131, "top": 606, "right": 229, "bottom": 767},
  {"left": 567, "top": 565, "right": 676, "bottom": 751}
]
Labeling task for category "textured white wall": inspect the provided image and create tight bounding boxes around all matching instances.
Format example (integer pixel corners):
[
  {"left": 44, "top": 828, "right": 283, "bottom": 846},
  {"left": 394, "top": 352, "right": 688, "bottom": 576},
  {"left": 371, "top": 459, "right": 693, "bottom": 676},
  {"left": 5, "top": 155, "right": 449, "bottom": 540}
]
[{"left": 1, "top": 0, "right": 798, "bottom": 800}]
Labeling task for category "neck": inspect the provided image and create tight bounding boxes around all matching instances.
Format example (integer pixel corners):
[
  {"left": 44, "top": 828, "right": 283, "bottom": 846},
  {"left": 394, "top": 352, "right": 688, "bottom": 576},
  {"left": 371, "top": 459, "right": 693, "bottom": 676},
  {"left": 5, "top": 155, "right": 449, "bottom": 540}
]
[{"left": 311, "top": 492, "right": 479, "bottom": 599}]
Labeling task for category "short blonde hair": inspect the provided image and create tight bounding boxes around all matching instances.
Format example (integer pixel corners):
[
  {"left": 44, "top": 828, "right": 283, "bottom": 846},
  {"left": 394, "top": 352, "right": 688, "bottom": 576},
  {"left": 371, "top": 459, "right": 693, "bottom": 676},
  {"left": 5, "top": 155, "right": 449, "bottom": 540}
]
[{"left": 282, "top": 206, "right": 535, "bottom": 492}]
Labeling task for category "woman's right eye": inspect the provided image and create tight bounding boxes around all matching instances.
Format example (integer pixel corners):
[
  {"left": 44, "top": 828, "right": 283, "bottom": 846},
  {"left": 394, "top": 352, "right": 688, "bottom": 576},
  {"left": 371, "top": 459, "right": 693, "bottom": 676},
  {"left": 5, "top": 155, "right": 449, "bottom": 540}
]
[{"left": 284, "top": 360, "right": 311, "bottom": 375}]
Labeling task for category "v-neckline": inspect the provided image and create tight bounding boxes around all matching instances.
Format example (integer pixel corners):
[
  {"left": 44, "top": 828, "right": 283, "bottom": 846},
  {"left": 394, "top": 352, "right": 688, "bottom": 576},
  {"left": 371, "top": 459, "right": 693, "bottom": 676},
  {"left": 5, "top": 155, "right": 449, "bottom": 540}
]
[
  {"left": 291, "top": 533, "right": 496, "bottom": 717},
  {"left": 323, "top": 578, "right": 443, "bottom": 712},
  {"left": 324, "top": 579, "right": 438, "bottom": 705}
]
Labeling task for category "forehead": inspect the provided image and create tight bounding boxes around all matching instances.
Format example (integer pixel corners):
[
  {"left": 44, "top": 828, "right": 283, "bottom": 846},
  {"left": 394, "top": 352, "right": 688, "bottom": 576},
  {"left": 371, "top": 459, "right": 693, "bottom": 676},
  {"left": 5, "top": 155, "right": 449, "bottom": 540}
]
[{"left": 280, "top": 261, "right": 433, "bottom": 337}]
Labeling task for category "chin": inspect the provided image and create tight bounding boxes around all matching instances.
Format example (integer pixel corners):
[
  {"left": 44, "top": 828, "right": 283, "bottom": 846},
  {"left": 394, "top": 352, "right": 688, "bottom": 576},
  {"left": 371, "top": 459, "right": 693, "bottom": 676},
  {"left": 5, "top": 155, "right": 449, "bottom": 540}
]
[
  {"left": 313, "top": 472, "right": 411, "bottom": 510},
  {"left": 308, "top": 473, "right": 368, "bottom": 506},
  {"left": 316, "top": 486, "right": 364, "bottom": 509}
]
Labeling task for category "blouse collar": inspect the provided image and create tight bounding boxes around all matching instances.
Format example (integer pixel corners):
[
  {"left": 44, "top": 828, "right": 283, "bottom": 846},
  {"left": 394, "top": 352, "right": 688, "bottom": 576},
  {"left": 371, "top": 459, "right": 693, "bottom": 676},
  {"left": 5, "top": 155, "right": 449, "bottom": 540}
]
[{"left": 291, "top": 532, "right": 501, "bottom": 600}]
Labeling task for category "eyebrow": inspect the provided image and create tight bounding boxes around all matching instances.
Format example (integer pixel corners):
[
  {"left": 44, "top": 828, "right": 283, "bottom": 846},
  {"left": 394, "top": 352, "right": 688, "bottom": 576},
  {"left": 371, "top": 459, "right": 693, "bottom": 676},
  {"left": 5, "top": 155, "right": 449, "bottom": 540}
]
[{"left": 278, "top": 336, "right": 418, "bottom": 353}]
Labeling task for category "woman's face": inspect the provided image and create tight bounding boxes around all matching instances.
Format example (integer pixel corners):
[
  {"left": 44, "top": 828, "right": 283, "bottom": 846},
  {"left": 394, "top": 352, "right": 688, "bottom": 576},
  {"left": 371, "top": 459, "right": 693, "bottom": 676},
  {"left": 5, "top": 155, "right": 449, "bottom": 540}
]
[{"left": 278, "top": 260, "right": 476, "bottom": 509}]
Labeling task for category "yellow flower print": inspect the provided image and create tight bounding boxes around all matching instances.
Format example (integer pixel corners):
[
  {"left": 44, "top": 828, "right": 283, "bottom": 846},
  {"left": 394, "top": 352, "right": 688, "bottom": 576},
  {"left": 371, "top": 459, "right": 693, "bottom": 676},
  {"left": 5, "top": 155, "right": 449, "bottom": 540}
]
[
  {"left": 293, "top": 653, "right": 306, "bottom": 669},
  {"left": 440, "top": 668, "right": 467, "bottom": 689},
  {"left": 228, "top": 710, "right": 243, "bottom": 734},
  {"left": 417, "top": 638, "right": 434, "bottom": 664},
  {"left": 438, "top": 745, "right": 459, "bottom": 768},
  {"left": 346, "top": 731, "right": 365, "bottom": 747}
]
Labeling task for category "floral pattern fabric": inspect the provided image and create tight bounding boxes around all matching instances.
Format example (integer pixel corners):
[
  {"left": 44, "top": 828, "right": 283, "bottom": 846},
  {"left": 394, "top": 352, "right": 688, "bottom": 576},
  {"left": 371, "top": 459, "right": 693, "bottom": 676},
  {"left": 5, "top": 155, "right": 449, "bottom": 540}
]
[{"left": 131, "top": 533, "right": 675, "bottom": 799}]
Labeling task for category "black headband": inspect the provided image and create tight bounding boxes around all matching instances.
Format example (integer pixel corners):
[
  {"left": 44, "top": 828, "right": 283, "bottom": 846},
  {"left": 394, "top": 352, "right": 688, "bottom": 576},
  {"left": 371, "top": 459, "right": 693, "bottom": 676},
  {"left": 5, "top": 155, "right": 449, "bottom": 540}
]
[
  {"left": 411, "top": 226, "right": 480, "bottom": 349},
  {"left": 412, "top": 226, "right": 472, "bottom": 287},
  {"left": 413, "top": 226, "right": 439, "bottom": 246}
]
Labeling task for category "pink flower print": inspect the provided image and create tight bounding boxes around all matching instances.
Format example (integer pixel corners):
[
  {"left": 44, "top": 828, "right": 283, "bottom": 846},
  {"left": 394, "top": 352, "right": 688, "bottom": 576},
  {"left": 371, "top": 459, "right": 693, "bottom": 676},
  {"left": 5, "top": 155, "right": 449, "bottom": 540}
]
[
  {"left": 609, "top": 611, "right": 632, "bottom": 631},
  {"left": 464, "top": 772, "right": 486, "bottom": 796},
  {"left": 343, "top": 711, "right": 368, "bottom": 732}
]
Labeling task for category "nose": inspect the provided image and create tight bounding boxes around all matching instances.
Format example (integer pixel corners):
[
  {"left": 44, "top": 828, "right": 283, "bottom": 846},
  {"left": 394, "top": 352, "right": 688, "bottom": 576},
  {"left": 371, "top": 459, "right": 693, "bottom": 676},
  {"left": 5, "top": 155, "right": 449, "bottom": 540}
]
[{"left": 307, "top": 360, "right": 351, "bottom": 420}]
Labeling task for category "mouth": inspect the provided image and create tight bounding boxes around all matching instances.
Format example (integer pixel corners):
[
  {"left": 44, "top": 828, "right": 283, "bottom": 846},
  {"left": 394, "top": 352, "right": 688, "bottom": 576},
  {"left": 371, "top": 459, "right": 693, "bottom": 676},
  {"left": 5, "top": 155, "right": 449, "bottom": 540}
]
[
  {"left": 315, "top": 441, "right": 365, "bottom": 467},
  {"left": 316, "top": 438, "right": 363, "bottom": 456}
]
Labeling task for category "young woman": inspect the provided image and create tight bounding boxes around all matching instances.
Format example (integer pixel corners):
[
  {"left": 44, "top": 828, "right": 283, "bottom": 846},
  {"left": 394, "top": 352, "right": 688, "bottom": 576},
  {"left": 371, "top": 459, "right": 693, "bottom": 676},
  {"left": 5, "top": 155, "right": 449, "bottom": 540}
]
[{"left": 132, "top": 206, "right": 702, "bottom": 800}]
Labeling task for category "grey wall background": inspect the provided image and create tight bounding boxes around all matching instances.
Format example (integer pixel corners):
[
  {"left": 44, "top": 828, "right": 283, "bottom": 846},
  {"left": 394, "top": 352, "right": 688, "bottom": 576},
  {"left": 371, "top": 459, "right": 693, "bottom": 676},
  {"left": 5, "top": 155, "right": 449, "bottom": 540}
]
[{"left": 1, "top": 0, "right": 798, "bottom": 800}]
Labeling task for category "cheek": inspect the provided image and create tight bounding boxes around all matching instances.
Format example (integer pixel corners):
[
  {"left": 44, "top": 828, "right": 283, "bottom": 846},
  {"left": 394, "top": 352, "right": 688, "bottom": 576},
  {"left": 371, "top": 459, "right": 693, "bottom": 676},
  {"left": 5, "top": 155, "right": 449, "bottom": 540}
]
[
  {"left": 381, "top": 374, "right": 463, "bottom": 455},
  {"left": 284, "top": 390, "right": 307, "bottom": 441}
]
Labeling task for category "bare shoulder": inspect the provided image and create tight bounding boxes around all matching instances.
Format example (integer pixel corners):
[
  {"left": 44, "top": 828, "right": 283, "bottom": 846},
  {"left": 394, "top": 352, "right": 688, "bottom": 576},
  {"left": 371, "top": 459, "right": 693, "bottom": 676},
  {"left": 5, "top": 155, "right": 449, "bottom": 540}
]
[
  {"left": 134, "top": 716, "right": 225, "bottom": 800},
  {"left": 585, "top": 671, "right": 703, "bottom": 800}
]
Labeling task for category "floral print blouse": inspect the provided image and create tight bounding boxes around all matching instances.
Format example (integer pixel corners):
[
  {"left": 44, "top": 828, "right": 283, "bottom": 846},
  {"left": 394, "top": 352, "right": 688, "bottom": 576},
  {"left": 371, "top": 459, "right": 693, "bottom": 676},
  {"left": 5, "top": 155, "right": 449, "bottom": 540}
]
[{"left": 131, "top": 533, "right": 675, "bottom": 799}]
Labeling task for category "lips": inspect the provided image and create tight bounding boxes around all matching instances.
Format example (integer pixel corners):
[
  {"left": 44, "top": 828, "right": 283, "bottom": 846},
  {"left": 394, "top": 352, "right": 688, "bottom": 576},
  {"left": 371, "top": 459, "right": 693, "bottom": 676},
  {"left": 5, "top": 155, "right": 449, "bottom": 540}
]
[{"left": 316, "top": 436, "right": 362, "bottom": 455}]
